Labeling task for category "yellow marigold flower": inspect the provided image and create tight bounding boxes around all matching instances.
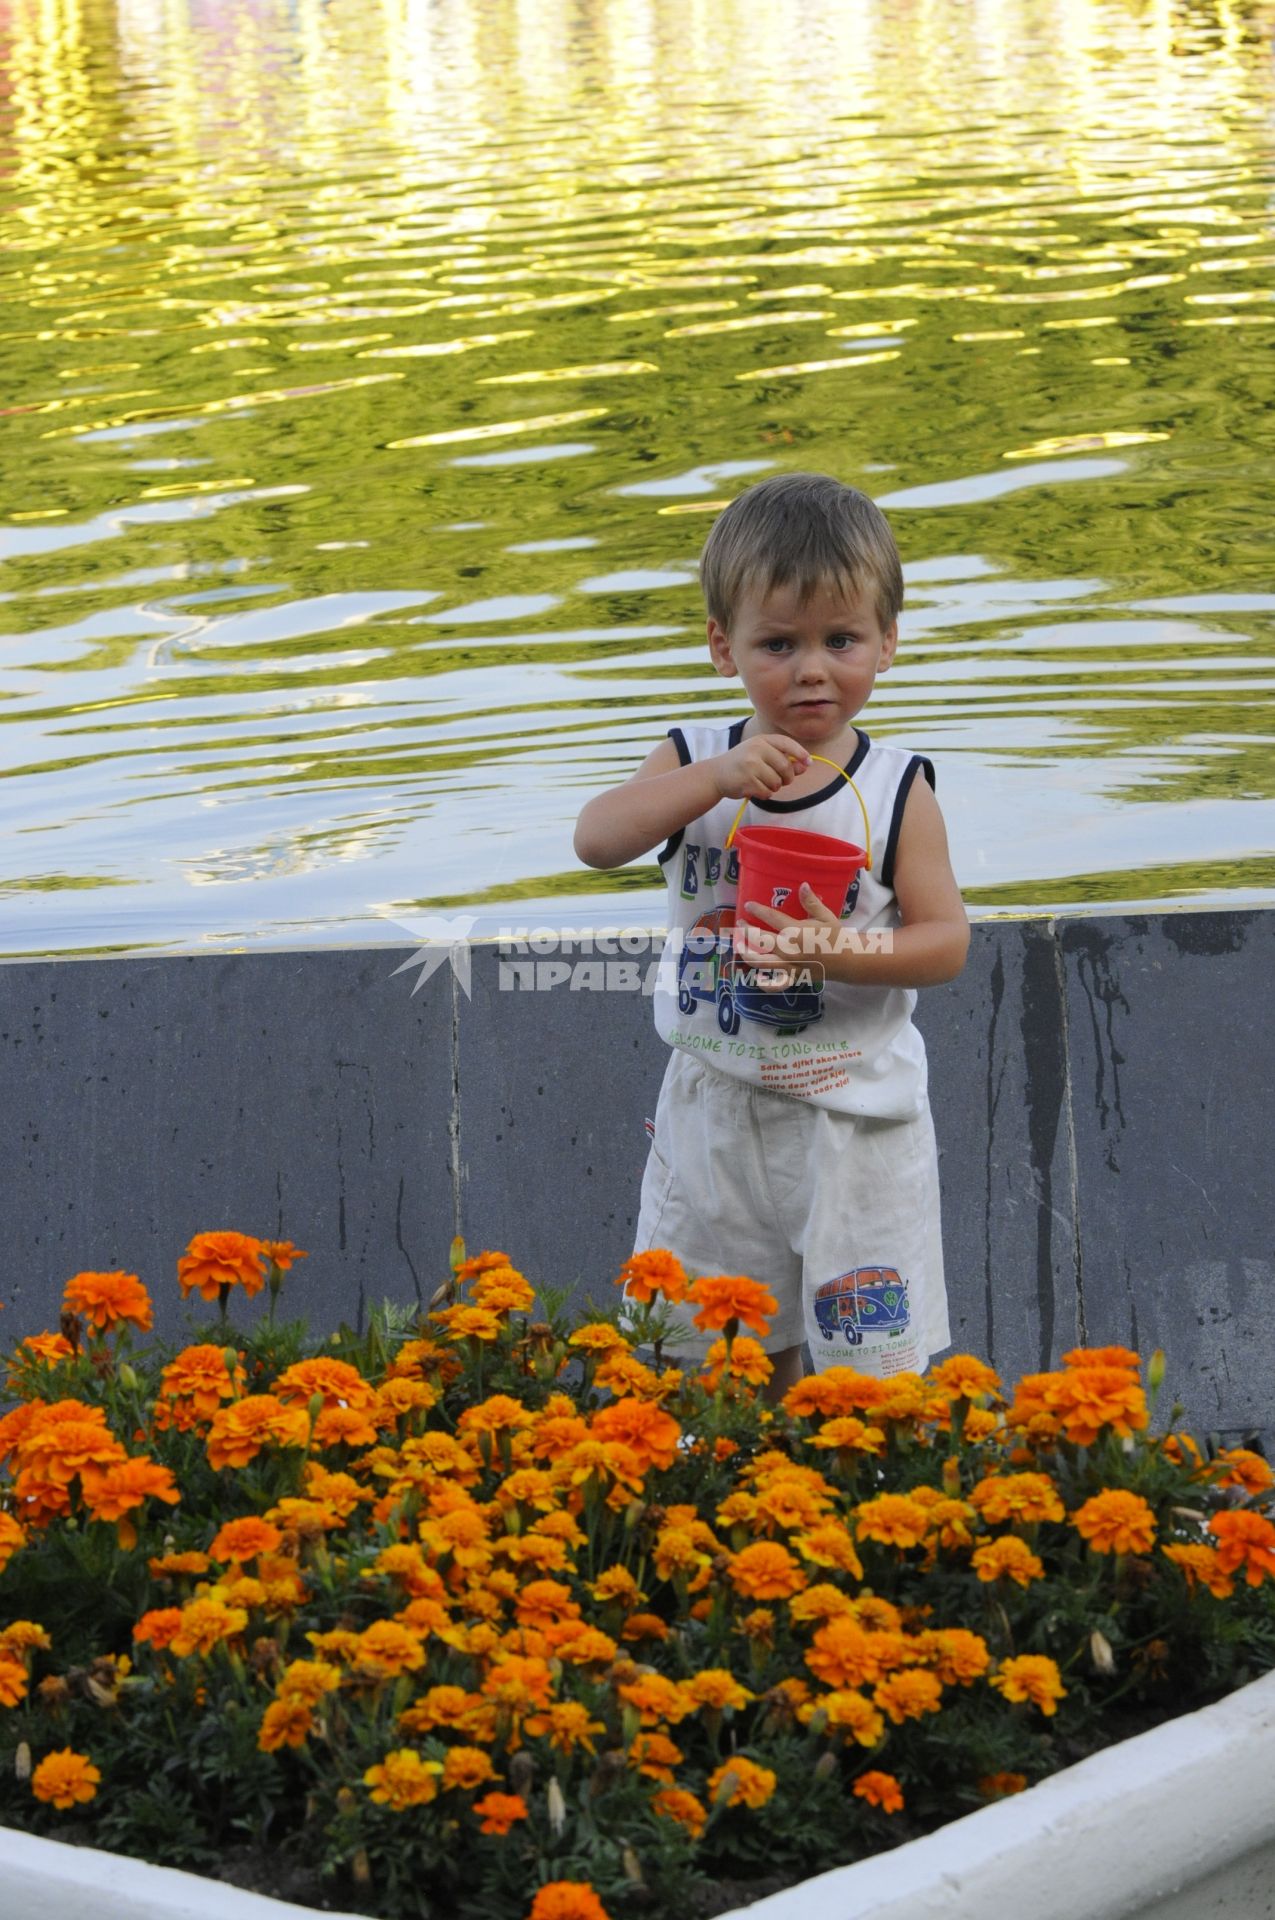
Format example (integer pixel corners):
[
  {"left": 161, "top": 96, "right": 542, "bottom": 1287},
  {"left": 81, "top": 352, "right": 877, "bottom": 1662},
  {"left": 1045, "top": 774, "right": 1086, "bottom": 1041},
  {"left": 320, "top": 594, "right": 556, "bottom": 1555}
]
[
  {"left": 441, "top": 1746, "right": 499, "bottom": 1791},
  {"left": 873, "top": 1670, "right": 944, "bottom": 1725},
  {"left": 788, "top": 1582, "right": 856, "bottom": 1625},
  {"left": 971, "top": 1535, "right": 1045, "bottom": 1588},
  {"left": 591, "top": 1566, "right": 644, "bottom": 1608},
  {"left": 364, "top": 1749, "right": 442, "bottom": 1809},
  {"left": 853, "top": 1769, "right": 904, "bottom": 1812},
  {"left": 306, "top": 1628, "right": 363, "bottom": 1664},
  {"left": 990, "top": 1653, "right": 1066, "bottom": 1715},
  {"left": 978, "top": 1771, "right": 1028, "bottom": 1798},
  {"left": 651, "top": 1787, "right": 707, "bottom": 1839},
  {"left": 473, "top": 1268, "right": 536, "bottom": 1313},
  {"left": 929, "top": 1355, "right": 1001, "bottom": 1401},
  {"left": 964, "top": 1407, "right": 1001, "bottom": 1443},
  {"left": 525, "top": 1699, "right": 606, "bottom": 1754},
  {"left": 473, "top": 1789, "right": 529, "bottom": 1835},
  {"left": 617, "top": 1249, "right": 687, "bottom": 1305},
  {"left": 31, "top": 1749, "right": 100, "bottom": 1808},
  {"left": 751, "top": 1476, "right": 830, "bottom": 1533},
  {"left": 1210, "top": 1511, "right": 1275, "bottom": 1587},
  {"left": 1071, "top": 1489, "right": 1156, "bottom": 1556},
  {"left": 1161, "top": 1542, "right": 1234, "bottom": 1599},
  {"left": 169, "top": 1597, "right": 248, "bottom": 1657},
  {"left": 687, "top": 1274, "right": 777, "bottom": 1337},
  {"left": 628, "top": 1731, "right": 683, "bottom": 1782},
  {"left": 529, "top": 1882, "right": 615, "bottom": 1920},
  {"left": 209, "top": 1517, "right": 283, "bottom": 1563},
  {"left": 0, "top": 1654, "right": 30, "bottom": 1707},
  {"left": 62, "top": 1271, "right": 153, "bottom": 1335},
  {"left": 808, "top": 1415, "right": 886, "bottom": 1454},
  {"left": 727, "top": 1541, "right": 806, "bottom": 1600},
  {"left": 354, "top": 1621, "right": 427, "bottom": 1677},
  {"left": 258, "top": 1699, "right": 314, "bottom": 1751},
  {"left": 854, "top": 1493, "right": 931, "bottom": 1550},
  {"left": 435, "top": 1304, "right": 503, "bottom": 1343},
  {"left": 792, "top": 1523, "right": 864, "bottom": 1578},
  {"left": 799, "top": 1688, "right": 885, "bottom": 1747},
  {"left": 568, "top": 1322, "right": 629, "bottom": 1355},
  {"left": 683, "top": 1669, "right": 752, "bottom": 1713},
  {"left": 968, "top": 1472, "right": 1065, "bottom": 1527},
  {"left": 0, "top": 1621, "right": 50, "bottom": 1655},
  {"left": 707, "top": 1755, "right": 776, "bottom": 1810},
  {"left": 277, "top": 1658, "right": 341, "bottom": 1705},
  {"left": 177, "top": 1231, "right": 266, "bottom": 1303}
]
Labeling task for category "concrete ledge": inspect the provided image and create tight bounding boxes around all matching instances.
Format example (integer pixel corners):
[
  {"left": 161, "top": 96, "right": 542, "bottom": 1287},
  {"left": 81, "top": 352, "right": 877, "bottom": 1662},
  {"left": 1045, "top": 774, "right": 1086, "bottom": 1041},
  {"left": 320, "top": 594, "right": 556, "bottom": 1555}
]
[{"left": 5, "top": 1671, "right": 1275, "bottom": 1920}]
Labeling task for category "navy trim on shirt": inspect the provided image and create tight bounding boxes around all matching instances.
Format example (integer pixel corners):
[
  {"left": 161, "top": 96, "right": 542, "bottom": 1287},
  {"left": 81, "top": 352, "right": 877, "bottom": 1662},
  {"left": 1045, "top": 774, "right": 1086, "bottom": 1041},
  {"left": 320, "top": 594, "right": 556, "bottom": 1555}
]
[
  {"left": 880, "top": 754, "right": 935, "bottom": 891},
  {"left": 655, "top": 727, "right": 693, "bottom": 868}
]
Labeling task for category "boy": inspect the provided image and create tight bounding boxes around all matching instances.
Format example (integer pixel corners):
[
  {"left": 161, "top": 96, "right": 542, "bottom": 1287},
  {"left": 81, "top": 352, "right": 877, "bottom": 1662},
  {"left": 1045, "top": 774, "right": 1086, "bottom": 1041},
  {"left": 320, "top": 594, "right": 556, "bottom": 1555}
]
[{"left": 574, "top": 473, "right": 968, "bottom": 1391}]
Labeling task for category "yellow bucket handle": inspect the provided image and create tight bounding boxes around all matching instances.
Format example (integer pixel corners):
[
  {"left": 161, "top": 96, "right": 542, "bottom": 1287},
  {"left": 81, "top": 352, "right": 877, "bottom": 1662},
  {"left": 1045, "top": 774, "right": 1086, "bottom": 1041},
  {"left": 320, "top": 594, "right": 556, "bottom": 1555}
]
[{"left": 724, "top": 752, "right": 872, "bottom": 869}]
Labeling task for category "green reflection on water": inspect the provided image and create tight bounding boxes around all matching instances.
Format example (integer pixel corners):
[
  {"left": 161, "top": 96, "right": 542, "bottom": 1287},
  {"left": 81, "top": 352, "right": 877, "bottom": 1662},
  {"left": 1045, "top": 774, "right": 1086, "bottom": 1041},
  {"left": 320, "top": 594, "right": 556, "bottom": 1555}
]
[{"left": 1, "top": 0, "right": 1274, "bottom": 954}]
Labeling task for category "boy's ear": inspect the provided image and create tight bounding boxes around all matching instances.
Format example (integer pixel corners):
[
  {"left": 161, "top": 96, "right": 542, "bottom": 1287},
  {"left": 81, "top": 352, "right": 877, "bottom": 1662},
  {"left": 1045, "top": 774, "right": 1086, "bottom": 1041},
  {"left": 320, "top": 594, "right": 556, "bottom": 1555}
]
[
  {"left": 707, "top": 617, "right": 737, "bottom": 676},
  {"left": 878, "top": 620, "right": 899, "bottom": 672}
]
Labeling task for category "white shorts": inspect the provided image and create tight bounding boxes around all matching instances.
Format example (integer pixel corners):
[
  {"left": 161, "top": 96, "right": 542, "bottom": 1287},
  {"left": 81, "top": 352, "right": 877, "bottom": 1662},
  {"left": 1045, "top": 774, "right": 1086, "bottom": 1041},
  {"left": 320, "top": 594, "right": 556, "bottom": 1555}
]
[{"left": 632, "top": 1049, "right": 949, "bottom": 1377}]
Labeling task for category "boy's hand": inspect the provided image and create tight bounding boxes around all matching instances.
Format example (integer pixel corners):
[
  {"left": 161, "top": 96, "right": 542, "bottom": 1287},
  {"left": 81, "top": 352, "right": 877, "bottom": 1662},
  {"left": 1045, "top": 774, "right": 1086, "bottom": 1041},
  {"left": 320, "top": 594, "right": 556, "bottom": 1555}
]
[
  {"left": 734, "top": 883, "right": 840, "bottom": 989},
  {"left": 710, "top": 733, "right": 810, "bottom": 801}
]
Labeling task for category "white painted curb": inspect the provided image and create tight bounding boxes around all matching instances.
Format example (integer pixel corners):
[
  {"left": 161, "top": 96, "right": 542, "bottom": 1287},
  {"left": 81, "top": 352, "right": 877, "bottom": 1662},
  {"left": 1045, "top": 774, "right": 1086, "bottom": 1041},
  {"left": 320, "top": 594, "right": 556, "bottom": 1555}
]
[{"left": 3, "top": 1669, "right": 1275, "bottom": 1920}]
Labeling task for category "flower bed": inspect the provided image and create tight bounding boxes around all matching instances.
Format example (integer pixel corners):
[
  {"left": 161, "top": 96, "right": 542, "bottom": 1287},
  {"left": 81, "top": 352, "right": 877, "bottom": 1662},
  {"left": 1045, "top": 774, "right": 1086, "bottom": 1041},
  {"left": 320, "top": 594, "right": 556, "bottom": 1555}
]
[{"left": 1, "top": 1236, "right": 1274, "bottom": 1920}]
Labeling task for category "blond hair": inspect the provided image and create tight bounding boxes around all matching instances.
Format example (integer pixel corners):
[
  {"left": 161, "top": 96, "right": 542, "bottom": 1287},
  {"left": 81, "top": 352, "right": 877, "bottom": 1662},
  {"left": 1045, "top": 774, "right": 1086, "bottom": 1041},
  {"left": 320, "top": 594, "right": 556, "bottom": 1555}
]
[{"left": 699, "top": 472, "right": 903, "bottom": 631}]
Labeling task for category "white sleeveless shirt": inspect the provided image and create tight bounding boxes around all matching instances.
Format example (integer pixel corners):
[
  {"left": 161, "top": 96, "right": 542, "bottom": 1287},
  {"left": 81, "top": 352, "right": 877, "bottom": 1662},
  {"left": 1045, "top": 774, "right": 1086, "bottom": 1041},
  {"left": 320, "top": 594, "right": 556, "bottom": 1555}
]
[{"left": 652, "top": 720, "right": 933, "bottom": 1119}]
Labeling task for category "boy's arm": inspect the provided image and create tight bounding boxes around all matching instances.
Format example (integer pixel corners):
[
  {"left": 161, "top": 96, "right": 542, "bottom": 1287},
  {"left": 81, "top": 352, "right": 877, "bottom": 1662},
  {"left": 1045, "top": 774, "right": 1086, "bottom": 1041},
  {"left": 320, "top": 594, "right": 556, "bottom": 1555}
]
[
  {"left": 574, "top": 732, "right": 811, "bottom": 871},
  {"left": 737, "top": 774, "right": 970, "bottom": 987}
]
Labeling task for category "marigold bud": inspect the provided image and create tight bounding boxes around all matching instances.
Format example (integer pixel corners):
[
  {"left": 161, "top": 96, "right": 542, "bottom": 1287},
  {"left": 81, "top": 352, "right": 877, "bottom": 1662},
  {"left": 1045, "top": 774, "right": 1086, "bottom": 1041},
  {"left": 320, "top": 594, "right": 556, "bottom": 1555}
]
[
  {"left": 546, "top": 1776, "right": 567, "bottom": 1835},
  {"left": 351, "top": 1848, "right": 372, "bottom": 1888},
  {"left": 118, "top": 1363, "right": 139, "bottom": 1392},
  {"left": 622, "top": 1846, "right": 645, "bottom": 1885},
  {"left": 1148, "top": 1349, "right": 1166, "bottom": 1393},
  {"left": 14, "top": 1743, "right": 30, "bottom": 1782},
  {"left": 813, "top": 1751, "right": 837, "bottom": 1781},
  {"left": 1090, "top": 1629, "right": 1116, "bottom": 1676}
]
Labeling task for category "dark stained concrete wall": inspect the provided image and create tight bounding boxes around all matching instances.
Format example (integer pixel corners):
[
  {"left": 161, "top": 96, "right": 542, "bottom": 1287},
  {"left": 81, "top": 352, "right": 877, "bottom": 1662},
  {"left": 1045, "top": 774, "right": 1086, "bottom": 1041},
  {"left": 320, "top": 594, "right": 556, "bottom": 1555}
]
[{"left": 1, "top": 912, "right": 1270, "bottom": 1440}]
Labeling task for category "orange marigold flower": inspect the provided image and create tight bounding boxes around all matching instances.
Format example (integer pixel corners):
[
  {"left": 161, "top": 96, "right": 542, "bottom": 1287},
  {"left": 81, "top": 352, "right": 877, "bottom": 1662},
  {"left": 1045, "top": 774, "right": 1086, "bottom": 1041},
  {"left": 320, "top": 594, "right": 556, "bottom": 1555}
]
[
  {"left": 0, "top": 1621, "right": 50, "bottom": 1655},
  {"left": 0, "top": 1654, "right": 29, "bottom": 1707},
  {"left": 354, "top": 1621, "right": 427, "bottom": 1677},
  {"left": 153, "top": 1345, "right": 244, "bottom": 1432},
  {"left": 727, "top": 1541, "right": 806, "bottom": 1600},
  {"left": 915, "top": 1628, "right": 991, "bottom": 1686},
  {"left": 971, "top": 1536, "right": 1045, "bottom": 1588},
  {"left": 1210, "top": 1510, "right": 1275, "bottom": 1587},
  {"left": 312, "top": 1404, "right": 380, "bottom": 1449},
  {"left": 628, "top": 1731, "right": 683, "bottom": 1783},
  {"left": 458, "top": 1394, "right": 535, "bottom": 1438},
  {"left": 853, "top": 1770, "right": 904, "bottom": 1813},
  {"left": 808, "top": 1415, "right": 886, "bottom": 1455},
  {"left": 16, "top": 1402, "right": 126, "bottom": 1485},
  {"left": 169, "top": 1596, "right": 248, "bottom": 1657},
  {"left": 707, "top": 1755, "right": 776, "bottom": 1810},
  {"left": 473, "top": 1790, "right": 529, "bottom": 1835},
  {"left": 618, "top": 1673, "right": 694, "bottom": 1726},
  {"left": 873, "top": 1670, "right": 943, "bottom": 1725},
  {"left": 591, "top": 1397, "right": 681, "bottom": 1472},
  {"left": 81, "top": 1455, "right": 179, "bottom": 1523},
  {"left": 456, "top": 1249, "right": 514, "bottom": 1280},
  {"left": 968, "top": 1472, "right": 1065, "bottom": 1527},
  {"left": 9, "top": 1333, "right": 75, "bottom": 1382},
  {"left": 278, "top": 1658, "right": 341, "bottom": 1705},
  {"left": 805, "top": 1617, "right": 891, "bottom": 1691},
  {"left": 524, "top": 1699, "right": 606, "bottom": 1754},
  {"left": 1072, "top": 1489, "right": 1156, "bottom": 1556},
  {"left": 528, "top": 1883, "right": 614, "bottom": 1920},
  {"left": 799, "top": 1689, "right": 885, "bottom": 1747},
  {"left": 434, "top": 1304, "right": 503, "bottom": 1343},
  {"left": 783, "top": 1370, "right": 888, "bottom": 1420},
  {"left": 617, "top": 1249, "right": 688, "bottom": 1305},
  {"left": 62, "top": 1270, "right": 153, "bottom": 1335},
  {"left": 474, "top": 1269, "right": 537, "bottom": 1314},
  {"left": 990, "top": 1653, "right": 1066, "bottom": 1715},
  {"left": 1061, "top": 1345, "right": 1141, "bottom": 1371},
  {"left": 177, "top": 1231, "right": 267, "bottom": 1302},
  {"left": 31, "top": 1749, "right": 100, "bottom": 1808},
  {"left": 682, "top": 1669, "right": 752, "bottom": 1712},
  {"left": 687, "top": 1274, "right": 777, "bottom": 1337},
  {"left": 792, "top": 1523, "right": 864, "bottom": 1578},
  {"left": 442, "top": 1746, "right": 498, "bottom": 1791},
  {"left": 272, "top": 1356, "right": 376, "bottom": 1411},
  {"left": 701, "top": 1336, "right": 773, "bottom": 1389},
  {"left": 0, "top": 1512, "right": 26, "bottom": 1572},
  {"left": 364, "top": 1749, "right": 442, "bottom": 1809},
  {"left": 621, "top": 1613, "right": 669, "bottom": 1644},
  {"left": 260, "top": 1239, "right": 307, "bottom": 1273},
  {"left": 132, "top": 1607, "right": 185, "bottom": 1650},
  {"left": 929, "top": 1355, "right": 1001, "bottom": 1401},
  {"left": 1161, "top": 1542, "right": 1235, "bottom": 1599},
  {"left": 1213, "top": 1448, "right": 1275, "bottom": 1495},
  {"left": 210, "top": 1517, "right": 283, "bottom": 1562},
  {"left": 258, "top": 1699, "right": 314, "bottom": 1751},
  {"left": 591, "top": 1566, "right": 643, "bottom": 1608},
  {"left": 854, "top": 1494, "right": 931, "bottom": 1550},
  {"left": 651, "top": 1787, "right": 707, "bottom": 1839},
  {"left": 206, "top": 1395, "right": 309, "bottom": 1471},
  {"left": 978, "top": 1771, "right": 1027, "bottom": 1799},
  {"left": 567, "top": 1322, "right": 629, "bottom": 1355}
]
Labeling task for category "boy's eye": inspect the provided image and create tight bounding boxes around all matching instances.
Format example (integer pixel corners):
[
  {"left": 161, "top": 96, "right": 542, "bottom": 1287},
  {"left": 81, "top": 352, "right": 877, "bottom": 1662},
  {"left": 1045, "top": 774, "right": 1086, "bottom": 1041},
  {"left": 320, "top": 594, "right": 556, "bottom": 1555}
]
[
  {"left": 762, "top": 638, "right": 791, "bottom": 653},
  {"left": 826, "top": 633, "right": 856, "bottom": 650}
]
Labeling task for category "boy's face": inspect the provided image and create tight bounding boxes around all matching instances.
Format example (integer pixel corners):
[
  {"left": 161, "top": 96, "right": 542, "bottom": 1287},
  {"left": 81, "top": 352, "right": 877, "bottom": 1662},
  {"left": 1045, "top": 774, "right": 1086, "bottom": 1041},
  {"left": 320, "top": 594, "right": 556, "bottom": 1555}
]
[{"left": 707, "top": 575, "right": 897, "bottom": 750}]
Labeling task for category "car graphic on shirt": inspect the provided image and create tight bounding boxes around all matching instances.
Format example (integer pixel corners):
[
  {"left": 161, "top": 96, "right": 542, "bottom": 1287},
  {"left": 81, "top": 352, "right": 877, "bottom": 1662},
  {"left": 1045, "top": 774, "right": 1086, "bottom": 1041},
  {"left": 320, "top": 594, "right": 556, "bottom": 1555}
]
[
  {"left": 813, "top": 1268, "right": 911, "bottom": 1345},
  {"left": 675, "top": 904, "right": 824, "bottom": 1036}
]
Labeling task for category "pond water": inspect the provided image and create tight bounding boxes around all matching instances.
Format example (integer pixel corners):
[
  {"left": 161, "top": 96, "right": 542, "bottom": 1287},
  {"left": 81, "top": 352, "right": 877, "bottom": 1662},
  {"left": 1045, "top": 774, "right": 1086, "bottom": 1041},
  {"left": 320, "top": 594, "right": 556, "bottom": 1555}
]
[{"left": 2, "top": 0, "right": 1274, "bottom": 956}]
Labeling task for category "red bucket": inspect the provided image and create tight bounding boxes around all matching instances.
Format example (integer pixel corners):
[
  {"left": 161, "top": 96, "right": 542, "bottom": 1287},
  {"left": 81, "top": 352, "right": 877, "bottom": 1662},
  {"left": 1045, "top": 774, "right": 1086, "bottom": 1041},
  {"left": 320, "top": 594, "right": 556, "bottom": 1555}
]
[{"left": 734, "top": 825, "right": 866, "bottom": 935}]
